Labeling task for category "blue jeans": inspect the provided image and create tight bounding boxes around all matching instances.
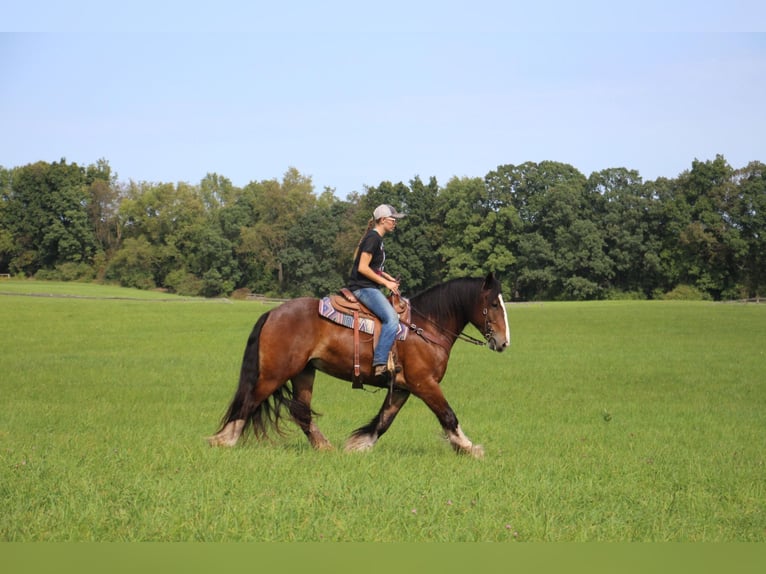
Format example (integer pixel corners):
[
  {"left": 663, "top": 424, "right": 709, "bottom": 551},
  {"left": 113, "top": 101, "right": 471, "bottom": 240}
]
[{"left": 353, "top": 288, "right": 399, "bottom": 366}]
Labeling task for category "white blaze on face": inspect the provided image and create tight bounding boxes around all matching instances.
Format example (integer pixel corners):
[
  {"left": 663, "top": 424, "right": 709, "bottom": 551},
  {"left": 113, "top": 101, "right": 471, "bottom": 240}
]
[{"left": 498, "top": 294, "right": 510, "bottom": 345}]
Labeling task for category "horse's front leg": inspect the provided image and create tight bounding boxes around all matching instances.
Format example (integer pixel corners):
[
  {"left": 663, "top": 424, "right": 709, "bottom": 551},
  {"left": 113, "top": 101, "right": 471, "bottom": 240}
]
[
  {"left": 345, "top": 387, "right": 411, "bottom": 452},
  {"left": 415, "top": 383, "right": 484, "bottom": 458}
]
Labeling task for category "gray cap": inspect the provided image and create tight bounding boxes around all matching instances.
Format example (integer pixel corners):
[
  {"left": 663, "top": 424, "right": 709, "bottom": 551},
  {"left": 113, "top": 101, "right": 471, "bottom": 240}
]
[{"left": 373, "top": 204, "right": 407, "bottom": 220}]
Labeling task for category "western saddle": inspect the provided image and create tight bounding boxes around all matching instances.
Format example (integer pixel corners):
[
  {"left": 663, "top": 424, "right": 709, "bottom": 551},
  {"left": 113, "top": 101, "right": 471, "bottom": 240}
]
[{"left": 328, "top": 288, "right": 409, "bottom": 388}]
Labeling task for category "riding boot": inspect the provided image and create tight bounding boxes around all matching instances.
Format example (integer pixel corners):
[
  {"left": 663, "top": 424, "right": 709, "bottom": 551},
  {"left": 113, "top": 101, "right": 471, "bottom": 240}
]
[{"left": 373, "top": 364, "right": 390, "bottom": 377}]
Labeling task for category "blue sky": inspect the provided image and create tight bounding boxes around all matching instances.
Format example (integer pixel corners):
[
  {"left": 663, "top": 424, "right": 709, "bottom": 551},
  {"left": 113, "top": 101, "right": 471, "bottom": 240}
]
[{"left": 2, "top": 2, "right": 765, "bottom": 197}]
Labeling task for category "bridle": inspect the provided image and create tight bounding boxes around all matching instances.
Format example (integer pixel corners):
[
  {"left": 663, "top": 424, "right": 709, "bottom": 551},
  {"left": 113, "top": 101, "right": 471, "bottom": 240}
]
[{"left": 407, "top": 291, "right": 499, "bottom": 350}]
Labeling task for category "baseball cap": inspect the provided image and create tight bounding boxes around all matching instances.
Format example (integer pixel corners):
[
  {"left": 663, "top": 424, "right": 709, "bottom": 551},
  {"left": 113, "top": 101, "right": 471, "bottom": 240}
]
[{"left": 373, "top": 204, "right": 407, "bottom": 220}]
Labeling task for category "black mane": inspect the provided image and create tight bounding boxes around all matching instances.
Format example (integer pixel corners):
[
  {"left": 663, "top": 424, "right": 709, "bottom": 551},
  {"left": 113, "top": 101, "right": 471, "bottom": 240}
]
[{"left": 409, "top": 276, "right": 501, "bottom": 323}]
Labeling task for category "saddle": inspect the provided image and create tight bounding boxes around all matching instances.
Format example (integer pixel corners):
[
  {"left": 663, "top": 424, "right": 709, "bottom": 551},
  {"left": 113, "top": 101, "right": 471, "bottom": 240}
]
[
  {"left": 330, "top": 288, "right": 409, "bottom": 318},
  {"left": 320, "top": 289, "right": 410, "bottom": 388}
]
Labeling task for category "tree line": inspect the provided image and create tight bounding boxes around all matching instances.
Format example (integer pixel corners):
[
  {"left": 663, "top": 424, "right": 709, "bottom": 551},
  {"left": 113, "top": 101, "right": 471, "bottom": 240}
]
[{"left": 1, "top": 155, "right": 764, "bottom": 301}]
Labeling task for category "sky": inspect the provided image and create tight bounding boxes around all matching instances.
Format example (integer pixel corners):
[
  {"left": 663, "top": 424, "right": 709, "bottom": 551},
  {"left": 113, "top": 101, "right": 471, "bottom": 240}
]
[{"left": 2, "top": 2, "right": 765, "bottom": 198}]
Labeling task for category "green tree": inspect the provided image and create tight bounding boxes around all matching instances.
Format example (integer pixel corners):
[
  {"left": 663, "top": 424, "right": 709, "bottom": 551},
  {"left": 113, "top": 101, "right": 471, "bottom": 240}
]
[
  {"left": 587, "top": 168, "right": 663, "bottom": 297},
  {"left": 554, "top": 218, "right": 612, "bottom": 299},
  {"left": 486, "top": 161, "right": 600, "bottom": 299},
  {"left": 671, "top": 155, "right": 747, "bottom": 299},
  {"left": 117, "top": 180, "right": 206, "bottom": 286},
  {"left": 733, "top": 161, "right": 766, "bottom": 297},
  {"left": 486, "top": 161, "right": 585, "bottom": 233},
  {"left": 104, "top": 236, "right": 157, "bottom": 289},
  {"left": 237, "top": 168, "right": 317, "bottom": 293},
  {"left": 388, "top": 176, "right": 445, "bottom": 293},
  {"left": 439, "top": 175, "right": 519, "bottom": 291},
  {"left": 513, "top": 232, "right": 556, "bottom": 300},
  {"left": 119, "top": 181, "right": 205, "bottom": 245},
  {"left": 85, "top": 160, "right": 121, "bottom": 264},
  {"left": 329, "top": 191, "right": 367, "bottom": 289},
  {"left": 3, "top": 160, "right": 97, "bottom": 274},
  {"left": 199, "top": 172, "right": 236, "bottom": 211},
  {"left": 279, "top": 190, "right": 348, "bottom": 297},
  {"left": 174, "top": 222, "right": 240, "bottom": 296},
  {"left": 0, "top": 166, "right": 17, "bottom": 273}
]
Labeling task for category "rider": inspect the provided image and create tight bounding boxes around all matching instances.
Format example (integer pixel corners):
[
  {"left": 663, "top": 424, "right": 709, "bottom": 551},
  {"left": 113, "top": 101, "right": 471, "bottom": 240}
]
[{"left": 347, "top": 204, "right": 407, "bottom": 378}]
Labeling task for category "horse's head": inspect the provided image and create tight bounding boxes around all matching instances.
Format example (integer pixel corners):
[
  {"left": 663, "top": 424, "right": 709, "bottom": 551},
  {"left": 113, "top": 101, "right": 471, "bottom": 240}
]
[
  {"left": 408, "top": 273, "right": 510, "bottom": 352},
  {"left": 478, "top": 272, "right": 510, "bottom": 352}
]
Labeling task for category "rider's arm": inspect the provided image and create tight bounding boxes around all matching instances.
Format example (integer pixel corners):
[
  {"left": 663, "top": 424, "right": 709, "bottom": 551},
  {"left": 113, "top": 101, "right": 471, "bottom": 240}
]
[{"left": 357, "top": 252, "right": 400, "bottom": 294}]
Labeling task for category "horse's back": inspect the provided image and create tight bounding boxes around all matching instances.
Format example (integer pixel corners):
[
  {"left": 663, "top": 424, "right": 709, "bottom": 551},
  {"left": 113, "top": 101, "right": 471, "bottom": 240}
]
[
  {"left": 261, "top": 297, "right": 326, "bottom": 339},
  {"left": 258, "top": 297, "right": 345, "bottom": 361}
]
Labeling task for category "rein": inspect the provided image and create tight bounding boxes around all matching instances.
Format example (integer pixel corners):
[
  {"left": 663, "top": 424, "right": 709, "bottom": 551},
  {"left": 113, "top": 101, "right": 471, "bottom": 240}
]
[{"left": 407, "top": 303, "right": 490, "bottom": 349}]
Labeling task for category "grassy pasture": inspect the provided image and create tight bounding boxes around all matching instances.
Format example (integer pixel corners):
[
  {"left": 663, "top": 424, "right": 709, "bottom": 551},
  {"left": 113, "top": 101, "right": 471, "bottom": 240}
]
[{"left": 0, "top": 280, "right": 764, "bottom": 541}]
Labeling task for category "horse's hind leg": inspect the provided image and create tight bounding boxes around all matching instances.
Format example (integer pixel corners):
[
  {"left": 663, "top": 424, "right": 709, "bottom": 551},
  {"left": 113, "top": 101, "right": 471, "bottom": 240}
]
[
  {"left": 345, "top": 387, "right": 411, "bottom": 452},
  {"left": 208, "top": 418, "right": 245, "bottom": 447},
  {"left": 290, "top": 367, "right": 333, "bottom": 450}
]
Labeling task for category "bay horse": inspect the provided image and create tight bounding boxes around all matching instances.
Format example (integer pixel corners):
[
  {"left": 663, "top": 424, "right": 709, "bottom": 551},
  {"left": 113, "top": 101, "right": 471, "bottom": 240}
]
[{"left": 208, "top": 272, "right": 510, "bottom": 457}]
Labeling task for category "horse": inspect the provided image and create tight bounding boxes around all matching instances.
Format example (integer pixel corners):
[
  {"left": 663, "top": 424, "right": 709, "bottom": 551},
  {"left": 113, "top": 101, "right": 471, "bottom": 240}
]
[{"left": 207, "top": 272, "right": 510, "bottom": 457}]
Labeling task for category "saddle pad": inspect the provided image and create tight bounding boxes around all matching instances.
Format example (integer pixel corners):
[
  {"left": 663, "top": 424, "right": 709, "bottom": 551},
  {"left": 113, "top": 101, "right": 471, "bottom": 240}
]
[{"left": 318, "top": 297, "right": 408, "bottom": 341}]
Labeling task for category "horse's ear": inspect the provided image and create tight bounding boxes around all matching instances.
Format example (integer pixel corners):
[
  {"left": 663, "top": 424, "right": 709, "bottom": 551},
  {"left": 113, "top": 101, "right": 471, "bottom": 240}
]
[{"left": 483, "top": 272, "right": 496, "bottom": 290}]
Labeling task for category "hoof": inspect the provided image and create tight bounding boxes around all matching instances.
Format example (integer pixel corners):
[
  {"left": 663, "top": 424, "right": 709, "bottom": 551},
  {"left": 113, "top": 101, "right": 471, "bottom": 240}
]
[
  {"left": 469, "top": 444, "right": 485, "bottom": 459},
  {"left": 207, "top": 434, "right": 236, "bottom": 447},
  {"left": 344, "top": 434, "right": 376, "bottom": 452},
  {"left": 310, "top": 438, "right": 335, "bottom": 451},
  {"left": 207, "top": 419, "right": 245, "bottom": 447}
]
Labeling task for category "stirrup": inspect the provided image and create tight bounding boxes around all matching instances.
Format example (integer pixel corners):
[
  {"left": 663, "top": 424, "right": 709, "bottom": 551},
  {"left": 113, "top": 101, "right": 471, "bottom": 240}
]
[
  {"left": 387, "top": 351, "right": 402, "bottom": 374},
  {"left": 373, "top": 364, "right": 390, "bottom": 377}
]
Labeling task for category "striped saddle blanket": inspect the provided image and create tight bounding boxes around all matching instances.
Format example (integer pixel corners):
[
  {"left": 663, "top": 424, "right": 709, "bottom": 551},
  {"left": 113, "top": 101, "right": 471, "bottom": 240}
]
[{"left": 318, "top": 296, "right": 409, "bottom": 341}]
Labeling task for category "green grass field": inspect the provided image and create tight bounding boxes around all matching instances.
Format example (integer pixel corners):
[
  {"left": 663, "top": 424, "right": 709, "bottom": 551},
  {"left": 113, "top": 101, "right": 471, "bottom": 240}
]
[{"left": 1, "top": 279, "right": 764, "bottom": 541}]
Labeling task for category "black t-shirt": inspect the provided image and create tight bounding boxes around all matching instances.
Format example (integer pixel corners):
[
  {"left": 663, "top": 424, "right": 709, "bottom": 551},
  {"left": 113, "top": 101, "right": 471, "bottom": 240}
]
[{"left": 347, "top": 229, "right": 386, "bottom": 290}]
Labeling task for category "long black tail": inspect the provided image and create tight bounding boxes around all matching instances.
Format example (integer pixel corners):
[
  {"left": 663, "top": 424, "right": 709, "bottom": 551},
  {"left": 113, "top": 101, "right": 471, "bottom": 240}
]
[
  {"left": 216, "top": 310, "right": 296, "bottom": 439},
  {"left": 216, "top": 312, "right": 268, "bottom": 435}
]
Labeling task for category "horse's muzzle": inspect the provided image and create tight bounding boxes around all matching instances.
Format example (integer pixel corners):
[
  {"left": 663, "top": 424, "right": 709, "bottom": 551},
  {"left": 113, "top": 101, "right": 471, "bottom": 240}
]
[{"left": 488, "top": 335, "right": 509, "bottom": 352}]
